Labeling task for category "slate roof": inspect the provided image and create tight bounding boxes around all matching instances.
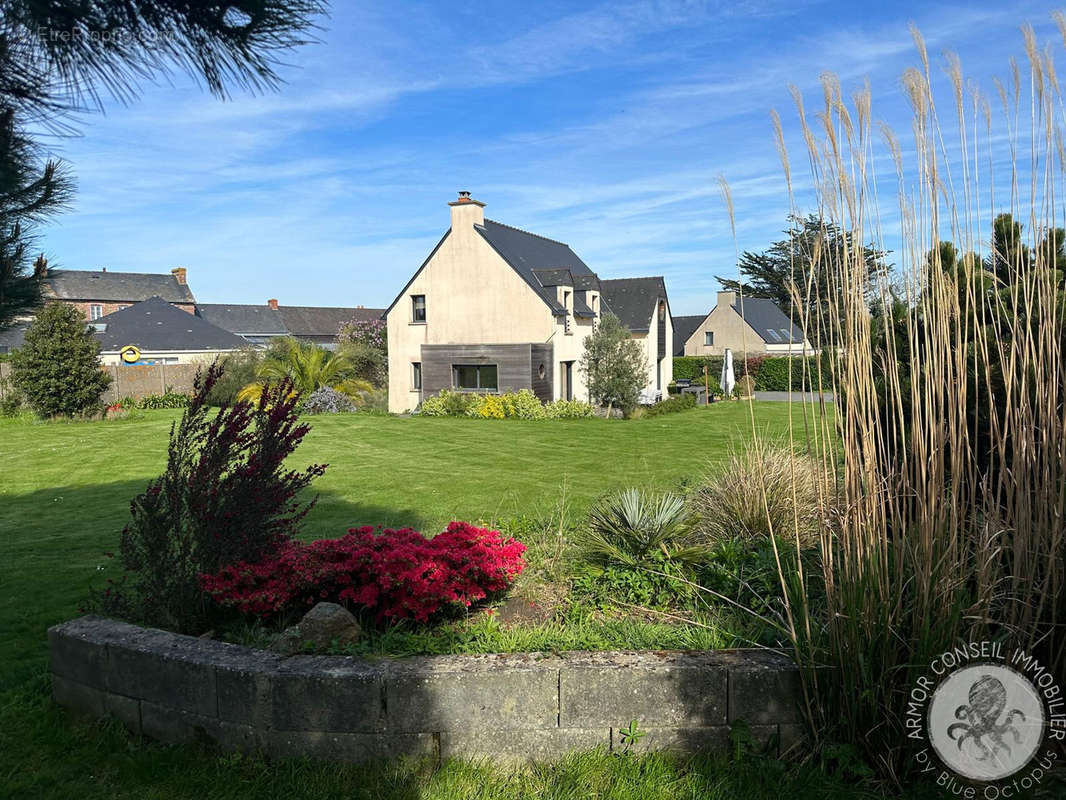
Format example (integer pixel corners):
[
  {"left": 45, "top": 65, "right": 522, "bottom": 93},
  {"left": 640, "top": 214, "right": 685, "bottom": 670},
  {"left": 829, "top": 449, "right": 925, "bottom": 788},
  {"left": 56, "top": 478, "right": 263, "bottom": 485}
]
[
  {"left": 0, "top": 323, "right": 27, "bottom": 353},
  {"left": 671, "top": 314, "right": 706, "bottom": 356},
  {"left": 92, "top": 297, "right": 247, "bottom": 352},
  {"left": 195, "top": 304, "right": 383, "bottom": 339},
  {"left": 45, "top": 269, "right": 195, "bottom": 304},
  {"left": 476, "top": 219, "right": 599, "bottom": 314},
  {"left": 196, "top": 304, "right": 287, "bottom": 335},
  {"left": 599, "top": 277, "right": 668, "bottom": 333},
  {"left": 733, "top": 297, "right": 804, "bottom": 343},
  {"left": 279, "top": 305, "right": 382, "bottom": 337}
]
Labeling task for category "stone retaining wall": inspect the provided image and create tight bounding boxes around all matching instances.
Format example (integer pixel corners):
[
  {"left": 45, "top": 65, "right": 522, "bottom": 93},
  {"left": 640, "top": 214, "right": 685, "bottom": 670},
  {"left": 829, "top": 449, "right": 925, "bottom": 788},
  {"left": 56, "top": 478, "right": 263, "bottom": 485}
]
[{"left": 49, "top": 616, "right": 804, "bottom": 763}]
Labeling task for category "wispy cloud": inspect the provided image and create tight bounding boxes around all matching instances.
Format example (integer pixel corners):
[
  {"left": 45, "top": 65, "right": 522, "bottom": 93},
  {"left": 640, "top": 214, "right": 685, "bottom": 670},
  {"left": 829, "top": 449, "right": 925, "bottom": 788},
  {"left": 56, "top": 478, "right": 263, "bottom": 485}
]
[{"left": 34, "top": 0, "right": 1066, "bottom": 313}]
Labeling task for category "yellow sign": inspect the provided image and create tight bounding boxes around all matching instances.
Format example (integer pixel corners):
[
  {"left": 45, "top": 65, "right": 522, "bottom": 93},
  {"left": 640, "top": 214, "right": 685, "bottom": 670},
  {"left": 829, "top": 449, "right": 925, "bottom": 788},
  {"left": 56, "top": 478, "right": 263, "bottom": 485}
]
[{"left": 119, "top": 345, "right": 141, "bottom": 364}]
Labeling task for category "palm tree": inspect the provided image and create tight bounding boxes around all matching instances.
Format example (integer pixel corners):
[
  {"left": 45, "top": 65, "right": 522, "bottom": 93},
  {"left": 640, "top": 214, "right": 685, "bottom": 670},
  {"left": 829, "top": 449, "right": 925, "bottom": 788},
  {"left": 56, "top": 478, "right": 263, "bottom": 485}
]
[{"left": 238, "top": 338, "right": 373, "bottom": 403}]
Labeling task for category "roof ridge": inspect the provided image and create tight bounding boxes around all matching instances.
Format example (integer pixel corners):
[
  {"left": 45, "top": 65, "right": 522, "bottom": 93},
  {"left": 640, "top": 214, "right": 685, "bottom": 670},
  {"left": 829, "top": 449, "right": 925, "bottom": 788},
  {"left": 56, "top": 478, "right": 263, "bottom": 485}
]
[
  {"left": 50, "top": 268, "right": 180, "bottom": 278},
  {"left": 483, "top": 218, "right": 570, "bottom": 247},
  {"left": 600, "top": 275, "right": 665, "bottom": 284}
]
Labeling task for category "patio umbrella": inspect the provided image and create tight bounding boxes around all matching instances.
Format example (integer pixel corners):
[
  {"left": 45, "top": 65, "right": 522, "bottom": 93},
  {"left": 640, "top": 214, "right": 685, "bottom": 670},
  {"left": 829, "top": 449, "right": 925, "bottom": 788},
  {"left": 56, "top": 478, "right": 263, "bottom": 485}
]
[{"left": 720, "top": 348, "right": 735, "bottom": 397}]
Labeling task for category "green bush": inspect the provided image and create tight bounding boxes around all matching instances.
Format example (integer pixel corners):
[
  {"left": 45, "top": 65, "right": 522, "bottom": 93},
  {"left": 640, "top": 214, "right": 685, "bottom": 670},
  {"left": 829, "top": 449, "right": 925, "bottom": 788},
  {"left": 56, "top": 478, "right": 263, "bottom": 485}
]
[
  {"left": 571, "top": 552, "right": 696, "bottom": 610},
  {"left": 205, "top": 349, "right": 262, "bottom": 407},
  {"left": 419, "top": 390, "right": 594, "bottom": 419},
  {"left": 544, "top": 398, "right": 595, "bottom": 418},
  {"left": 643, "top": 393, "right": 696, "bottom": 417},
  {"left": 10, "top": 303, "right": 111, "bottom": 417},
  {"left": 673, "top": 354, "right": 831, "bottom": 392},
  {"left": 136, "top": 391, "right": 191, "bottom": 409},
  {"left": 0, "top": 385, "right": 24, "bottom": 416},
  {"left": 500, "top": 389, "right": 546, "bottom": 419},
  {"left": 419, "top": 390, "right": 480, "bottom": 416}
]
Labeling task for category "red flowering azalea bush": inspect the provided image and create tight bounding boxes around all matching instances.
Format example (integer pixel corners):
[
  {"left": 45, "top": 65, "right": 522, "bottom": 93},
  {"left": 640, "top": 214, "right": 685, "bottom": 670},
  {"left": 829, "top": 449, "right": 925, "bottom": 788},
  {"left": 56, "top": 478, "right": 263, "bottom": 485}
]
[{"left": 200, "top": 522, "right": 526, "bottom": 623}]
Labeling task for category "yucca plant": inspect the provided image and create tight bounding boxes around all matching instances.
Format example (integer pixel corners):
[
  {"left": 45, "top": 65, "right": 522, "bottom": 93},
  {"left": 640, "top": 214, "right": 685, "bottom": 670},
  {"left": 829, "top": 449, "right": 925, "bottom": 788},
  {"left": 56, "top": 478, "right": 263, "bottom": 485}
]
[
  {"left": 578, "top": 488, "right": 703, "bottom": 568},
  {"left": 718, "top": 18, "right": 1066, "bottom": 787}
]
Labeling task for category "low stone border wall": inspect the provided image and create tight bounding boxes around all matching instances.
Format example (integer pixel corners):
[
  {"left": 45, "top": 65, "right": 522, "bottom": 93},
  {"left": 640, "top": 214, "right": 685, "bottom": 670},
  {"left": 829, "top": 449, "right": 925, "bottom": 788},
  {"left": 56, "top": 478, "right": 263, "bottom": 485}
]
[{"left": 49, "top": 616, "right": 804, "bottom": 763}]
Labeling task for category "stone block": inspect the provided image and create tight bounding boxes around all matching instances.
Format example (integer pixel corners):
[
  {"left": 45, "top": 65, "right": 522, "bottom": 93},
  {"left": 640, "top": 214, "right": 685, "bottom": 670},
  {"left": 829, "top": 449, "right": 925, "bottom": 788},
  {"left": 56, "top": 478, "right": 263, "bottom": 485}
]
[
  {"left": 105, "top": 693, "right": 141, "bottom": 734},
  {"left": 212, "top": 647, "right": 282, "bottom": 726},
  {"left": 106, "top": 628, "right": 217, "bottom": 717},
  {"left": 47, "top": 621, "right": 109, "bottom": 689},
  {"left": 729, "top": 661, "right": 801, "bottom": 724},
  {"left": 386, "top": 653, "right": 560, "bottom": 732},
  {"left": 560, "top": 652, "right": 727, "bottom": 728},
  {"left": 140, "top": 701, "right": 257, "bottom": 752},
  {"left": 51, "top": 674, "right": 105, "bottom": 717},
  {"left": 265, "top": 730, "right": 437, "bottom": 763},
  {"left": 619, "top": 725, "right": 731, "bottom": 754},
  {"left": 779, "top": 723, "right": 808, "bottom": 756},
  {"left": 440, "top": 728, "right": 609, "bottom": 762},
  {"left": 272, "top": 656, "right": 386, "bottom": 733}
]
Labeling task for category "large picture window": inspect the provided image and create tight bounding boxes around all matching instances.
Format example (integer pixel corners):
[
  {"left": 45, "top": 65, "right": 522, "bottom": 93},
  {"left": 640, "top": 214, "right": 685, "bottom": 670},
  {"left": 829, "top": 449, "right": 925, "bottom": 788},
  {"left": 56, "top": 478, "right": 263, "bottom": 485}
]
[{"left": 453, "top": 364, "right": 498, "bottom": 391}]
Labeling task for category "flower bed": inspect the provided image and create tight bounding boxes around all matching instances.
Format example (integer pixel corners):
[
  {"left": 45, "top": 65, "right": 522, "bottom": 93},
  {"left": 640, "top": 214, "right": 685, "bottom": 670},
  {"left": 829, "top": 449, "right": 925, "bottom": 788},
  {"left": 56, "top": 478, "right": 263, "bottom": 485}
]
[{"left": 200, "top": 522, "right": 526, "bottom": 622}]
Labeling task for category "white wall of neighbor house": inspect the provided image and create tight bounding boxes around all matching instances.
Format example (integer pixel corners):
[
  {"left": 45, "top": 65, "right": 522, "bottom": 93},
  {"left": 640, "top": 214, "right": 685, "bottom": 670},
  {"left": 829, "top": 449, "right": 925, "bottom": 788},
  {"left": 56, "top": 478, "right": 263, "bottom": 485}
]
[
  {"left": 682, "top": 291, "right": 767, "bottom": 356},
  {"left": 681, "top": 291, "right": 815, "bottom": 357},
  {"left": 97, "top": 350, "right": 237, "bottom": 366},
  {"left": 386, "top": 198, "right": 558, "bottom": 413},
  {"left": 629, "top": 308, "right": 672, "bottom": 396}
]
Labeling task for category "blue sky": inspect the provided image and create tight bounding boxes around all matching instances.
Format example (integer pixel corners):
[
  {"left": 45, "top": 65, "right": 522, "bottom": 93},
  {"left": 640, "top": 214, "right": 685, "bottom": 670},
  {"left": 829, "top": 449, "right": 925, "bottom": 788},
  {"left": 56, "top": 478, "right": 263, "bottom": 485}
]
[{"left": 33, "top": 1, "right": 1066, "bottom": 314}]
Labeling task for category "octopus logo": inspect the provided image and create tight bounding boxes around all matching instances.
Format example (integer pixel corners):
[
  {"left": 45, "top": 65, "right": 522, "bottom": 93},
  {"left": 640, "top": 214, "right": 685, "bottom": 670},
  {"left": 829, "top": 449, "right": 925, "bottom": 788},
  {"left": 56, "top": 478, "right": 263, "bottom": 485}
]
[{"left": 928, "top": 664, "right": 1045, "bottom": 781}]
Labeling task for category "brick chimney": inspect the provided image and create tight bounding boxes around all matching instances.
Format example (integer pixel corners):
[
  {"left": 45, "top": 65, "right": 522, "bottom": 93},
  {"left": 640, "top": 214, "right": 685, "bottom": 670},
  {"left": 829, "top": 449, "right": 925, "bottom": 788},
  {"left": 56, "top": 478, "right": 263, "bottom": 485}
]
[
  {"left": 449, "top": 190, "right": 484, "bottom": 230},
  {"left": 267, "top": 298, "right": 278, "bottom": 310},
  {"left": 171, "top": 267, "right": 187, "bottom": 285}
]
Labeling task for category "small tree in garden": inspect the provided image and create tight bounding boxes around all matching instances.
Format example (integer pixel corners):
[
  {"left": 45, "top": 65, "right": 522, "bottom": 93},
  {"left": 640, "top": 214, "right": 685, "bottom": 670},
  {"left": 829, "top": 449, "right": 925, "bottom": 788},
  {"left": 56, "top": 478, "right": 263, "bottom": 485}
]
[
  {"left": 112, "top": 362, "right": 326, "bottom": 633},
  {"left": 10, "top": 302, "right": 110, "bottom": 417},
  {"left": 579, "top": 312, "right": 648, "bottom": 416}
]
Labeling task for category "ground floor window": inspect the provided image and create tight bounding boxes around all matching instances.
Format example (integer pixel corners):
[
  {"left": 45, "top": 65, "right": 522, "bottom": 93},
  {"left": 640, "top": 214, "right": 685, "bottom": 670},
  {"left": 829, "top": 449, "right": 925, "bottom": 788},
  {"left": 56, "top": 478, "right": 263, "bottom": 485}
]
[
  {"left": 453, "top": 364, "right": 498, "bottom": 391},
  {"left": 412, "top": 362, "right": 422, "bottom": 390}
]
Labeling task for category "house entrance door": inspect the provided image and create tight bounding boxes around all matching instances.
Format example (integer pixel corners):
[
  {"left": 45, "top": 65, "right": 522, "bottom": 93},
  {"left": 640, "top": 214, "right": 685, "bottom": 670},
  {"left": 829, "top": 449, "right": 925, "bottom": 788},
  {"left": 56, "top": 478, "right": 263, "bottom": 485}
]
[{"left": 560, "top": 360, "right": 574, "bottom": 401}]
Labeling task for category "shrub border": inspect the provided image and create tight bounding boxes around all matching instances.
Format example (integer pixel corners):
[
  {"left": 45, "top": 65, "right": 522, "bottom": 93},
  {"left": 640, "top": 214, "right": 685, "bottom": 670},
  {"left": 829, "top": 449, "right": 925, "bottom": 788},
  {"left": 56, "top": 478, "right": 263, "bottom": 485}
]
[{"left": 49, "top": 616, "right": 805, "bottom": 763}]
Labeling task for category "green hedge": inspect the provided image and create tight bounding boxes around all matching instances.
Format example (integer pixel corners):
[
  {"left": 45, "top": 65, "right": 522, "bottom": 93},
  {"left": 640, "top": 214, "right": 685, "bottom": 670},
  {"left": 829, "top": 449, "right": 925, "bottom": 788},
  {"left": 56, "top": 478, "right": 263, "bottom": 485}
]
[
  {"left": 672, "top": 354, "right": 831, "bottom": 392},
  {"left": 642, "top": 392, "right": 697, "bottom": 418}
]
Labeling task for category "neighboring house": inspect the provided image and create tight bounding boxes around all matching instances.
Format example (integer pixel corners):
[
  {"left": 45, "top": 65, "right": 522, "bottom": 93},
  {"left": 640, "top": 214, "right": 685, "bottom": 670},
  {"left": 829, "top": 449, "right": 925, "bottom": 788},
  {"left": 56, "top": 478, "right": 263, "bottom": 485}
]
[
  {"left": 91, "top": 297, "right": 248, "bottom": 365},
  {"left": 673, "top": 291, "right": 813, "bottom": 356},
  {"left": 45, "top": 267, "right": 196, "bottom": 320},
  {"left": 384, "top": 192, "right": 672, "bottom": 413},
  {"left": 196, "top": 299, "right": 383, "bottom": 348},
  {"left": 598, "top": 277, "right": 672, "bottom": 395}
]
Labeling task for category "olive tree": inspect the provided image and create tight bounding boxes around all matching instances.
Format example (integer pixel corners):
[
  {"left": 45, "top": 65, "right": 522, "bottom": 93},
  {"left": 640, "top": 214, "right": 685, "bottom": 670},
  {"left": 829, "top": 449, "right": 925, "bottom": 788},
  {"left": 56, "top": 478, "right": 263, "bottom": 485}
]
[{"left": 578, "top": 312, "right": 647, "bottom": 417}]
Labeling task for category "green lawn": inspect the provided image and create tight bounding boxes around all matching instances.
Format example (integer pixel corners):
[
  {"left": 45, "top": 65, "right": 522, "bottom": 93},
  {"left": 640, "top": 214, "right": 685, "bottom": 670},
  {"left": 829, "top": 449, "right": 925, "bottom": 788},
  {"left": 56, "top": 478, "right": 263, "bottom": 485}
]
[{"left": 0, "top": 402, "right": 932, "bottom": 800}]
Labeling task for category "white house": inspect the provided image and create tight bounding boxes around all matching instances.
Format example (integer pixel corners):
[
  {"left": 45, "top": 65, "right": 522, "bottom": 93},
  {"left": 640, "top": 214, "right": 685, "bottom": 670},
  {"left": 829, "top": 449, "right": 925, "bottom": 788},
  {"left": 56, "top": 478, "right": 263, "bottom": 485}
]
[{"left": 385, "top": 193, "right": 673, "bottom": 413}]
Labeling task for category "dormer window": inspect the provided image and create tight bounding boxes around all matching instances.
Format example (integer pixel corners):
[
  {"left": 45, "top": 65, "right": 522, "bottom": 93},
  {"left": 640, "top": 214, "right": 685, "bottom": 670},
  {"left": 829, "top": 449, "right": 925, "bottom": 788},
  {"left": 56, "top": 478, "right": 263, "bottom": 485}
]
[{"left": 411, "top": 294, "right": 426, "bottom": 323}]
